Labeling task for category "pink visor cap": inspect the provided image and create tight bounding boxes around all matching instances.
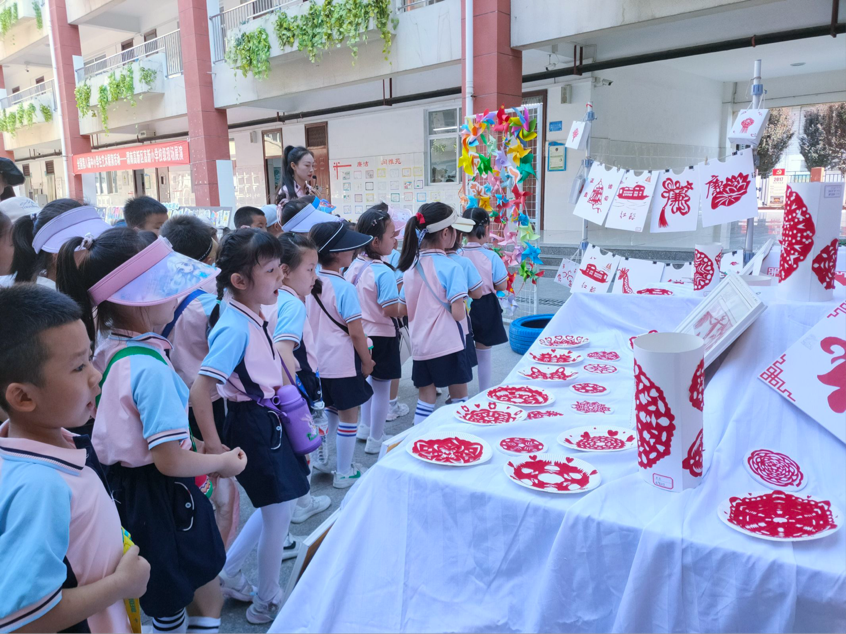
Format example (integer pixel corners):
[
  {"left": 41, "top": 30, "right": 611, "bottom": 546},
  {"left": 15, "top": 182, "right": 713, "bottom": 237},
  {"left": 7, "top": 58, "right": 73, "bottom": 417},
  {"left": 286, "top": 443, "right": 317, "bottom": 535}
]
[
  {"left": 32, "top": 206, "right": 111, "bottom": 254},
  {"left": 88, "top": 237, "right": 219, "bottom": 307}
]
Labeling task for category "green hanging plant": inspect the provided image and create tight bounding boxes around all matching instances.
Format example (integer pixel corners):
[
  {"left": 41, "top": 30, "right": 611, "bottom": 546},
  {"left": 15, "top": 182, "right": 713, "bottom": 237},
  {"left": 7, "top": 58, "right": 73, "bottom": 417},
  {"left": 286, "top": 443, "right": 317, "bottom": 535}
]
[
  {"left": 39, "top": 102, "right": 51, "bottom": 122},
  {"left": 273, "top": 10, "right": 296, "bottom": 49},
  {"left": 0, "top": 3, "right": 19, "bottom": 36},
  {"left": 2, "top": 109, "right": 17, "bottom": 135},
  {"left": 32, "top": 1, "right": 41, "bottom": 30},
  {"left": 138, "top": 66, "right": 157, "bottom": 90},
  {"left": 15, "top": 104, "right": 25, "bottom": 127},
  {"left": 118, "top": 68, "right": 135, "bottom": 105},
  {"left": 97, "top": 84, "right": 110, "bottom": 134},
  {"left": 225, "top": 26, "right": 271, "bottom": 80},
  {"left": 24, "top": 102, "right": 35, "bottom": 127},
  {"left": 75, "top": 82, "right": 92, "bottom": 117}
]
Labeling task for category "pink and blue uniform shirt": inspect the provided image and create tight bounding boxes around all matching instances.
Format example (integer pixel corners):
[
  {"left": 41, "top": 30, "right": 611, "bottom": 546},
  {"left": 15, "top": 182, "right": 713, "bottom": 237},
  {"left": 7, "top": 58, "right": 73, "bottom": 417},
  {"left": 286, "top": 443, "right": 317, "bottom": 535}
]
[
  {"left": 272, "top": 286, "right": 318, "bottom": 372},
  {"left": 200, "top": 300, "right": 283, "bottom": 402},
  {"left": 93, "top": 331, "right": 191, "bottom": 468},
  {"left": 0, "top": 426, "right": 130, "bottom": 633},
  {"left": 345, "top": 255, "right": 401, "bottom": 338},
  {"left": 306, "top": 270, "right": 362, "bottom": 379},
  {"left": 460, "top": 243, "right": 508, "bottom": 295},
  {"left": 399, "top": 249, "right": 468, "bottom": 360},
  {"left": 169, "top": 289, "right": 222, "bottom": 400}
]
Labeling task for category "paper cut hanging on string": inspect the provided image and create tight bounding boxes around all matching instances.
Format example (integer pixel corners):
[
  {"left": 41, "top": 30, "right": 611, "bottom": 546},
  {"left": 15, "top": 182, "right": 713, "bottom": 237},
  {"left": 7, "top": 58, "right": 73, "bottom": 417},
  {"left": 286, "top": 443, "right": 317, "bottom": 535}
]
[
  {"left": 572, "top": 244, "right": 620, "bottom": 294},
  {"left": 605, "top": 170, "right": 660, "bottom": 232},
  {"left": 720, "top": 250, "right": 744, "bottom": 275},
  {"left": 649, "top": 167, "right": 701, "bottom": 233},
  {"left": 565, "top": 120, "right": 590, "bottom": 150},
  {"left": 611, "top": 258, "right": 666, "bottom": 294},
  {"left": 554, "top": 258, "right": 578, "bottom": 288},
  {"left": 573, "top": 163, "right": 625, "bottom": 226},
  {"left": 728, "top": 109, "right": 770, "bottom": 147},
  {"left": 759, "top": 302, "right": 846, "bottom": 444},
  {"left": 663, "top": 261, "right": 694, "bottom": 285},
  {"left": 699, "top": 150, "right": 758, "bottom": 227}
]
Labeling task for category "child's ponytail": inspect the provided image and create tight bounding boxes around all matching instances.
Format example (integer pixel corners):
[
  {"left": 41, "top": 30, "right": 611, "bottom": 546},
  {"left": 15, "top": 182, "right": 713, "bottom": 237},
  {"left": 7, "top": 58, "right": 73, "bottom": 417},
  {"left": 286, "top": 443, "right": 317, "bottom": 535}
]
[
  {"left": 10, "top": 214, "right": 36, "bottom": 283},
  {"left": 397, "top": 215, "right": 421, "bottom": 272},
  {"left": 57, "top": 235, "right": 96, "bottom": 341}
]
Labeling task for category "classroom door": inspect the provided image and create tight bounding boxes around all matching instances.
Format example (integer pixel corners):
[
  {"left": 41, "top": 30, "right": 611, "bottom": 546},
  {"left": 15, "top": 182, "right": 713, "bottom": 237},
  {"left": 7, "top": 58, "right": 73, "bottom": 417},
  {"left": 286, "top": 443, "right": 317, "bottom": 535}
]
[{"left": 305, "top": 122, "right": 330, "bottom": 200}]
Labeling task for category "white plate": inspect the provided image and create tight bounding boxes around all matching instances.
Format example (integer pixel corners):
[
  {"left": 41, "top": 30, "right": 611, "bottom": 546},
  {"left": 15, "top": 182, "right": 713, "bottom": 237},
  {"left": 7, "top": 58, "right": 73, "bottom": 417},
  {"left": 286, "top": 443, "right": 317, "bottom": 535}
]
[
  {"left": 503, "top": 453, "right": 601, "bottom": 494},
  {"left": 570, "top": 383, "right": 609, "bottom": 396},
  {"left": 498, "top": 437, "right": 547, "bottom": 456},
  {"left": 517, "top": 365, "right": 579, "bottom": 382},
  {"left": 558, "top": 425, "right": 636, "bottom": 452},
  {"left": 582, "top": 363, "right": 618, "bottom": 375},
  {"left": 487, "top": 385, "right": 554, "bottom": 407},
  {"left": 538, "top": 335, "right": 590, "bottom": 348},
  {"left": 717, "top": 491, "right": 841, "bottom": 542},
  {"left": 406, "top": 431, "right": 493, "bottom": 467},
  {"left": 454, "top": 401, "right": 526, "bottom": 426},
  {"left": 586, "top": 351, "right": 621, "bottom": 362},
  {"left": 570, "top": 401, "right": 614, "bottom": 415},
  {"left": 743, "top": 448, "right": 808, "bottom": 492},
  {"left": 528, "top": 349, "right": 584, "bottom": 365}
]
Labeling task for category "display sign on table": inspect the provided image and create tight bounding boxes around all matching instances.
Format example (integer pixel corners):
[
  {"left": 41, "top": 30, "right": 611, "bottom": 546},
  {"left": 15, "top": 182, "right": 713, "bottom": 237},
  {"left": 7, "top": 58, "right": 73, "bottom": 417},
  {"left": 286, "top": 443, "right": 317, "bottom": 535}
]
[
  {"left": 604, "top": 170, "right": 659, "bottom": 232},
  {"left": 611, "top": 257, "right": 665, "bottom": 294},
  {"left": 648, "top": 166, "right": 702, "bottom": 233},
  {"left": 759, "top": 302, "right": 846, "bottom": 444},
  {"left": 699, "top": 150, "right": 759, "bottom": 227}
]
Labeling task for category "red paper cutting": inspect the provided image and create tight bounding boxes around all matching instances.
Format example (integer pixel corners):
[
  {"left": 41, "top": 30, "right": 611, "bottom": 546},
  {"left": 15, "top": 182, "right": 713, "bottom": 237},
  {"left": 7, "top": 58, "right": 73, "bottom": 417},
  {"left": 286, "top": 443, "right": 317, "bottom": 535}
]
[
  {"left": 539, "top": 335, "right": 589, "bottom": 347},
  {"left": 682, "top": 429, "right": 704, "bottom": 477},
  {"left": 778, "top": 186, "right": 816, "bottom": 282},
  {"left": 529, "top": 350, "right": 581, "bottom": 364},
  {"left": 705, "top": 172, "right": 751, "bottom": 209},
  {"left": 694, "top": 248, "right": 716, "bottom": 291},
  {"left": 564, "top": 430, "right": 632, "bottom": 451},
  {"left": 521, "top": 366, "right": 577, "bottom": 381},
  {"left": 817, "top": 337, "right": 846, "bottom": 414},
  {"left": 527, "top": 410, "right": 564, "bottom": 419},
  {"left": 588, "top": 351, "right": 620, "bottom": 361},
  {"left": 634, "top": 360, "right": 677, "bottom": 469},
  {"left": 747, "top": 449, "right": 803, "bottom": 488},
  {"left": 571, "top": 401, "right": 613, "bottom": 415},
  {"left": 500, "top": 437, "right": 545, "bottom": 454},
  {"left": 583, "top": 363, "right": 618, "bottom": 375},
  {"left": 811, "top": 238, "right": 838, "bottom": 290},
  {"left": 636, "top": 287, "right": 674, "bottom": 296},
  {"left": 658, "top": 178, "right": 694, "bottom": 228},
  {"left": 412, "top": 437, "right": 485, "bottom": 464},
  {"left": 689, "top": 359, "right": 705, "bottom": 412},
  {"left": 572, "top": 383, "right": 607, "bottom": 395},
  {"left": 458, "top": 403, "right": 521, "bottom": 425},
  {"left": 506, "top": 455, "right": 596, "bottom": 492},
  {"left": 488, "top": 385, "right": 550, "bottom": 406},
  {"left": 726, "top": 490, "right": 836, "bottom": 539},
  {"left": 630, "top": 330, "right": 658, "bottom": 349}
]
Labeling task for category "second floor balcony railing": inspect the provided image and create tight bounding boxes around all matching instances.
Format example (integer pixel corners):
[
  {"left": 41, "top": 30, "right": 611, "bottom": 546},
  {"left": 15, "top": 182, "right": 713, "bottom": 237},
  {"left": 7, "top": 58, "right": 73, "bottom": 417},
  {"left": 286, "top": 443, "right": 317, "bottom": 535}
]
[
  {"left": 76, "top": 30, "right": 183, "bottom": 84},
  {"left": 0, "top": 78, "right": 55, "bottom": 112},
  {"left": 396, "top": 0, "right": 443, "bottom": 12},
  {"left": 210, "top": 0, "right": 302, "bottom": 63}
]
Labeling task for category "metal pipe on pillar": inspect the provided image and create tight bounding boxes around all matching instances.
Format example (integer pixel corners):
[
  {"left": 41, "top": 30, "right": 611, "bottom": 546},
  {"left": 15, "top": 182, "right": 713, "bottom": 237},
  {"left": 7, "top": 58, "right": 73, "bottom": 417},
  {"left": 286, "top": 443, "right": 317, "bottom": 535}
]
[{"left": 744, "top": 59, "right": 763, "bottom": 262}]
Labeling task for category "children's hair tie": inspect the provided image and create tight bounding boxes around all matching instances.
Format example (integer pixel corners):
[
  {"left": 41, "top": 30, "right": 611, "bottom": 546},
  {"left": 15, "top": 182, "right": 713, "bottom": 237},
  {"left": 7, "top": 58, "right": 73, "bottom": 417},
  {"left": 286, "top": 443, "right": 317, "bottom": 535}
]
[
  {"left": 75, "top": 233, "right": 96, "bottom": 252},
  {"left": 415, "top": 227, "right": 427, "bottom": 242},
  {"left": 415, "top": 211, "right": 426, "bottom": 225}
]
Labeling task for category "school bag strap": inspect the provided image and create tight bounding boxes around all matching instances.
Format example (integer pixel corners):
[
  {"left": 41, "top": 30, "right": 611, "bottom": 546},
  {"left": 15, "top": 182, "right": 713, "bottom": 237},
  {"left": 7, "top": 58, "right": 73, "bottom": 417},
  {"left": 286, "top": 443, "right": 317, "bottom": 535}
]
[
  {"left": 313, "top": 292, "right": 350, "bottom": 335},
  {"left": 96, "top": 346, "right": 167, "bottom": 406},
  {"left": 161, "top": 289, "right": 207, "bottom": 340},
  {"left": 415, "top": 260, "right": 452, "bottom": 312},
  {"left": 350, "top": 260, "right": 374, "bottom": 287}
]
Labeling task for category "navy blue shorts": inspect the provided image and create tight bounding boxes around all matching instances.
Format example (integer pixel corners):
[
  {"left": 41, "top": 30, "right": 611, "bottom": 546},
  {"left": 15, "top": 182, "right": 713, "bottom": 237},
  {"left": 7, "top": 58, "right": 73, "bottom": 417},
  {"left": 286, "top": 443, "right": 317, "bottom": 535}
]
[
  {"left": 223, "top": 400, "right": 310, "bottom": 508},
  {"left": 412, "top": 349, "right": 473, "bottom": 388},
  {"left": 321, "top": 352, "right": 374, "bottom": 411},
  {"left": 370, "top": 335, "right": 401, "bottom": 381},
  {"left": 465, "top": 332, "right": 478, "bottom": 368},
  {"left": 469, "top": 292, "right": 508, "bottom": 347},
  {"left": 108, "top": 463, "right": 226, "bottom": 618},
  {"left": 188, "top": 397, "right": 225, "bottom": 442}
]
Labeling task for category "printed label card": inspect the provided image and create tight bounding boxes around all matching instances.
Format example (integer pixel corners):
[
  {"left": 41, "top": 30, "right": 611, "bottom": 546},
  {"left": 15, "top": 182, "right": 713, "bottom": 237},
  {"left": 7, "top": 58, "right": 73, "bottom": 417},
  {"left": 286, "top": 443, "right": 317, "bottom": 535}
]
[
  {"left": 649, "top": 166, "right": 701, "bottom": 233},
  {"left": 605, "top": 170, "right": 659, "bottom": 232},
  {"left": 573, "top": 163, "right": 625, "bottom": 226},
  {"left": 700, "top": 149, "right": 758, "bottom": 227},
  {"left": 565, "top": 120, "right": 590, "bottom": 150},
  {"left": 572, "top": 244, "right": 620, "bottom": 294},
  {"left": 612, "top": 258, "right": 666, "bottom": 294},
  {"left": 554, "top": 258, "right": 578, "bottom": 288},
  {"left": 759, "top": 303, "right": 846, "bottom": 444}
]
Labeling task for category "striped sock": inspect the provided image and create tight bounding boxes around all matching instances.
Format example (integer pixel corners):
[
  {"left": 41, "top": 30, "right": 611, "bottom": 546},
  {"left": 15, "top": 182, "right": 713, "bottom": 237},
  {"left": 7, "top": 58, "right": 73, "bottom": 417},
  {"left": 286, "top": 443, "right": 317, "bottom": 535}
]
[
  {"left": 336, "top": 421, "right": 358, "bottom": 474},
  {"left": 153, "top": 609, "right": 187, "bottom": 633},
  {"left": 187, "top": 616, "right": 221, "bottom": 633},
  {"left": 414, "top": 400, "right": 436, "bottom": 425}
]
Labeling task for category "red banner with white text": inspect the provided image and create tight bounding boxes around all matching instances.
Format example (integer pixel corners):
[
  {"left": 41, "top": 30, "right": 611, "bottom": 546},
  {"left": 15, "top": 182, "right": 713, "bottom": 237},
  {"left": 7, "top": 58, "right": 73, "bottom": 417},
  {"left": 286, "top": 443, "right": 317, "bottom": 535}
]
[{"left": 73, "top": 141, "right": 190, "bottom": 174}]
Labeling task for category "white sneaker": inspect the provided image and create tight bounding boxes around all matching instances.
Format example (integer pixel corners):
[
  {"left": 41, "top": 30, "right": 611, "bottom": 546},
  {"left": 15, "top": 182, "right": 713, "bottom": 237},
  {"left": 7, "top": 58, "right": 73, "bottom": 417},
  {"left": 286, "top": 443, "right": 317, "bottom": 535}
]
[
  {"left": 312, "top": 442, "right": 332, "bottom": 474},
  {"left": 333, "top": 464, "right": 367, "bottom": 489},
  {"left": 365, "top": 435, "right": 391, "bottom": 454},
  {"left": 219, "top": 569, "right": 255, "bottom": 602},
  {"left": 246, "top": 589, "right": 284, "bottom": 625},
  {"left": 291, "top": 494, "right": 331, "bottom": 524},
  {"left": 282, "top": 533, "right": 300, "bottom": 561},
  {"left": 436, "top": 387, "right": 444, "bottom": 396},
  {"left": 356, "top": 423, "right": 370, "bottom": 441},
  {"left": 386, "top": 401, "right": 409, "bottom": 421}
]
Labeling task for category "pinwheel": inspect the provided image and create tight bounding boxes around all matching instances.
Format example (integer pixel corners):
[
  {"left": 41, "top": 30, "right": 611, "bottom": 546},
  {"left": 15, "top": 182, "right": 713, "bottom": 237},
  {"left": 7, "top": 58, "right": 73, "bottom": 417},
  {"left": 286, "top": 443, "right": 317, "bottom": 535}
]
[
  {"left": 500, "top": 292, "right": 519, "bottom": 316},
  {"left": 494, "top": 106, "right": 510, "bottom": 132},
  {"left": 477, "top": 196, "right": 493, "bottom": 212},
  {"left": 477, "top": 153, "right": 493, "bottom": 175},
  {"left": 518, "top": 261, "right": 545, "bottom": 284},
  {"left": 511, "top": 185, "right": 531, "bottom": 211},
  {"left": 518, "top": 223, "right": 540, "bottom": 243},
  {"left": 502, "top": 246, "right": 523, "bottom": 268},
  {"left": 495, "top": 192, "right": 509, "bottom": 208},
  {"left": 518, "top": 153, "right": 536, "bottom": 182},
  {"left": 519, "top": 118, "right": 538, "bottom": 143},
  {"left": 467, "top": 196, "right": 479, "bottom": 209},
  {"left": 497, "top": 230, "right": 520, "bottom": 248},
  {"left": 474, "top": 109, "right": 493, "bottom": 126},
  {"left": 521, "top": 243, "right": 543, "bottom": 266},
  {"left": 458, "top": 151, "right": 477, "bottom": 176},
  {"left": 505, "top": 271, "right": 516, "bottom": 293},
  {"left": 507, "top": 141, "right": 530, "bottom": 161},
  {"left": 517, "top": 212, "right": 530, "bottom": 226}
]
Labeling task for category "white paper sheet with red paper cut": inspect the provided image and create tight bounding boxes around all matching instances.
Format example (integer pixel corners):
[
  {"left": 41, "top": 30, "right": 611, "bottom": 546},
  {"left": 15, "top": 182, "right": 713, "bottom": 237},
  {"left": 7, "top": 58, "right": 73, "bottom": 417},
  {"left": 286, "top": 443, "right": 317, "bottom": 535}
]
[
  {"left": 699, "top": 150, "right": 759, "bottom": 227},
  {"left": 759, "top": 303, "right": 846, "bottom": 444},
  {"left": 572, "top": 243, "right": 620, "bottom": 294},
  {"left": 611, "top": 257, "right": 666, "bottom": 294},
  {"left": 728, "top": 109, "right": 771, "bottom": 146},
  {"left": 663, "top": 261, "right": 694, "bottom": 285},
  {"left": 553, "top": 258, "right": 578, "bottom": 288},
  {"left": 604, "top": 170, "right": 659, "bottom": 232},
  {"left": 573, "top": 163, "right": 625, "bottom": 226},
  {"left": 720, "top": 250, "right": 744, "bottom": 275},
  {"left": 648, "top": 166, "right": 702, "bottom": 233},
  {"left": 565, "top": 120, "right": 590, "bottom": 150}
]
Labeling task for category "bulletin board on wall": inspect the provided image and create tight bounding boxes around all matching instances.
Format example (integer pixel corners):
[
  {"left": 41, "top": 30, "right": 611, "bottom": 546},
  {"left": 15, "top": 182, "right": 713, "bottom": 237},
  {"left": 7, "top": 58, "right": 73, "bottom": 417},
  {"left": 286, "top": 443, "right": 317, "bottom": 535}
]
[{"left": 329, "top": 152, "right": 460, "bottom": 222}]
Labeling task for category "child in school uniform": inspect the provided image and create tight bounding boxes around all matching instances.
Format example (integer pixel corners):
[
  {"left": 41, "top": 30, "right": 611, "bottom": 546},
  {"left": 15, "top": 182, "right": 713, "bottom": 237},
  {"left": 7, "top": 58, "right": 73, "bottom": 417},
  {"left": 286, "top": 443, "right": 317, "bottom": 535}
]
[
  {"left": 397, "top": 203, "right": 475, "bottom": 424},
  {"left": 461, "top": 208, "right": 509, "bottom": 391},
  {"left": 446, "top": 224, "right": 484, "bottom": 385},
  {"left": 307, "top": 221, "right": 375, "bottom": 488},
  {"left": 190, "top": 228, "right": 310, "bottom": 624},
  {"left": 347, "top": 207, "right": 406, "bottom": 454},
  {"left": 0, "top": 285, "right": 150, "bottom": 634},
  {"left": 56, "top": 228, "right": 246, "bottom": 634}
]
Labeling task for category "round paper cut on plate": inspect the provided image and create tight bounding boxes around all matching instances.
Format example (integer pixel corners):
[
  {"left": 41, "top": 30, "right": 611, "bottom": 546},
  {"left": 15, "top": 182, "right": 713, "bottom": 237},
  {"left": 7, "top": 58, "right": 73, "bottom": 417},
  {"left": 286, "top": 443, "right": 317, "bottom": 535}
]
[
  {"left": 717, "top": 490, "right": 841, "bottom": 542},
  {"left": 538, "top": 335, "right": 590, "bottom": 348},
  {"left": 587, "top": 350, "right": 620, "bottom": 362},
  {"left": 504, "top": 454, "right": 601, "bottom": 494},
  {"left": 528, "top": 349, "right": 583, "bottom": 365},
  {"left": 487, "top": 385, "right": 554, "bottom": 407},
  {"left": 453, "top": 401, "right": 526, "bottom": 426},
  {"left": 571, "top": 401, "right": 614, "bottom": 415},
  {"left": 527, "top": 409, "right": 565, "bottom": 420},
  {"left": 558, "top": 426, "right": 636, "bottom": 452},
  {"left": 582, "top": 363, "right": 618, "bottom": 375},
  {"left": 499, "top": 437, "right": 546, "bottom": 456},
  {"left": 570, "top": 383, "right": 609, "bottom": 396},
  {"left": 407, "top": 432, "right": 492, "bottom": 467},
  {"left": 744, "top": 448, "right": 807, "bottom": 492},
  {"left": 517, "top": 365, "right": 578, "bottom": 381}
]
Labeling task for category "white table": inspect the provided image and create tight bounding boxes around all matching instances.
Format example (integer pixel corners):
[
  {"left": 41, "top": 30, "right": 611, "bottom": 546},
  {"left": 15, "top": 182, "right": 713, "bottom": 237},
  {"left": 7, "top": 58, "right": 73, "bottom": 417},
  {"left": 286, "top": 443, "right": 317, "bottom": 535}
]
[{"left": 272, "top": 293, "right": 846, "bottom": 633}]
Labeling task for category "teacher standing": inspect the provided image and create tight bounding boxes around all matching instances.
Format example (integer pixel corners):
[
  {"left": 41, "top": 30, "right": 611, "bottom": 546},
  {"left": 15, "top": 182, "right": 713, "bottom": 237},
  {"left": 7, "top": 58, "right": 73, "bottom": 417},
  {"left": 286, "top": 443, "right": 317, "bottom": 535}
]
[{"left": 276, "top": 146, "right": 317, "bottom": 212}]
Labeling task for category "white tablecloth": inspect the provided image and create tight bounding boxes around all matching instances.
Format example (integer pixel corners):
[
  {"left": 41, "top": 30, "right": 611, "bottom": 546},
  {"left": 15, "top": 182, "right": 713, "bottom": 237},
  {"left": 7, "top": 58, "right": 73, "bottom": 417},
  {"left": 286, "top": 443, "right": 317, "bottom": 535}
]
[{"left": 272, "top": 293, "right": 846, "bottom": 633}]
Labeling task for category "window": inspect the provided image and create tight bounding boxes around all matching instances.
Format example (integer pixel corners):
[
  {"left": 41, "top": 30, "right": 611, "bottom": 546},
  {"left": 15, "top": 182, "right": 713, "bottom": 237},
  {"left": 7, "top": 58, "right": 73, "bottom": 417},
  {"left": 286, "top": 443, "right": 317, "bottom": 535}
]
[
  {"left": 34, "top": 76, "right": 44, "bottom": 84},
  {"left": 426, "top": 108, "right": 460, "bottom": 185},
  {"left": 11, "top": 87, "right": 19, "bottom": 94}
]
